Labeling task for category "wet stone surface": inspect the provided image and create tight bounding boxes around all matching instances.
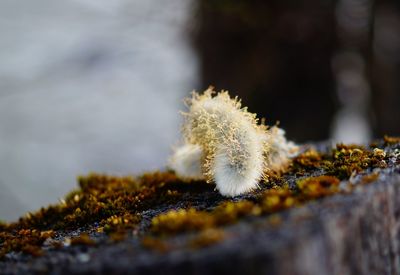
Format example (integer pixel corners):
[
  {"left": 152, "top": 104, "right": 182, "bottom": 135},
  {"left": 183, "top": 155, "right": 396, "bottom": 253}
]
[{"left": 1, "top": 139, "right": 400, "bottom": 275}]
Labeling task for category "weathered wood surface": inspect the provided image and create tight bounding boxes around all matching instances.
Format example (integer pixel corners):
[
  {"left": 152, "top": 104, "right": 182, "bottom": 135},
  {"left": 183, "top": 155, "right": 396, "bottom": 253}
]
[{"left": 1, "top": 147, "right": 400, "bottom": 275}]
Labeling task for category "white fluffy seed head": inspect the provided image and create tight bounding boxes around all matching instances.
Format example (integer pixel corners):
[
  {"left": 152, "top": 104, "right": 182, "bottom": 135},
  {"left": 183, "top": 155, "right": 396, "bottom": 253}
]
[
  {"left": 168, "top": 143, "right": 205, "bottom": 180},
  {"left": 213, "top": 127, "right": 266, "bottom": 196},
  {"left": 181, "top": 88, "right": 269, "bottom": 196},
  {"left": 169, "top": 88, "right": 298, "bottom": 197},
  {"left": 264, "top": 126, "right": 299, "bottom": 174}
]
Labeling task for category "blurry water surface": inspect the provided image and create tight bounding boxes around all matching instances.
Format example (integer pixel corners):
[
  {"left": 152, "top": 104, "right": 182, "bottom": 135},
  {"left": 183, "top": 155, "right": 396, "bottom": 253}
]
[{"left": 0, "top": 0, "right": 197, "bottom": 221}]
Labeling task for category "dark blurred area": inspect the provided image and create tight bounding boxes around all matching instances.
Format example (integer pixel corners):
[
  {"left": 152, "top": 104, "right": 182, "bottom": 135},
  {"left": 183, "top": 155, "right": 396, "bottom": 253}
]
[{"left": 191, "top": 0, "right": 400, "bottom": 142}]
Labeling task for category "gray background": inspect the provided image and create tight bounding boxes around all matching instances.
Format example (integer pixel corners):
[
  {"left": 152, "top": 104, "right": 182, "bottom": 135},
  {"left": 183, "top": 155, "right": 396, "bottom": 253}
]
[{"left": 0, "top": 0, "right": 197, "bottom": 221}]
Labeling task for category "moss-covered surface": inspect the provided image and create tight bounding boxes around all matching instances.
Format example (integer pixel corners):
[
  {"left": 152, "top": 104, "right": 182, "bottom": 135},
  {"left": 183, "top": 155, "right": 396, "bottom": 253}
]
[{"left": 0, "top": 138, "right": 399, "bottom": 268}]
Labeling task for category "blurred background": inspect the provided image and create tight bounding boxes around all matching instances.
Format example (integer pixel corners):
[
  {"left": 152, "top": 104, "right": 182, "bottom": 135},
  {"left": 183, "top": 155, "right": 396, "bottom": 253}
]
[{"left": 0, "top": 0, "right": 399, "bottom": 220}]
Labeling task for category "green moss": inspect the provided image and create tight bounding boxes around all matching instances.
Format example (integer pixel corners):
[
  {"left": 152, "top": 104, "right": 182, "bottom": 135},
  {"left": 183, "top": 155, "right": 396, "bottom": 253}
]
[
  {"left": 296, "top": 176, "right": 340, "bottom": 198},
  {"left": 151, "top": 208, "right": 215, "bottom": 235},
  {"left": 189, "top": 228, "right": 226, "bottom": 249},
  {"left": 141, "top": 236, "right": 171, "bottom": 253},
  {"left": 0, "top": 171, "right": 181, "bottom": 258},
  {"left": 0, "top": 139, "right": 397, "bottom": 257},
  {"left": 291, "top": 148, "right": 324, "bottom": 171},
  {"left": 259, "top": 188, "right": 297, "bottom": 213},
  {"left": 69, "top": 233, "right": 96, "bottom": 246},
  {"left": 290, "top": 143, "right": 387, "bottom": 180},
  {"left": 0, "top": 229, "right": 54, "bottom": 259},
  {"left": 150, "top": 200, "right": 262, "bottom": 236},
  {"left": 384, "top": 135, "right": 400, "bottom": 146},
  {"left": 213, "top": 201, "right": 261, "bottom": 225},
  {"left": 100, "top": 213, "right": 140, "bottom": 235}
]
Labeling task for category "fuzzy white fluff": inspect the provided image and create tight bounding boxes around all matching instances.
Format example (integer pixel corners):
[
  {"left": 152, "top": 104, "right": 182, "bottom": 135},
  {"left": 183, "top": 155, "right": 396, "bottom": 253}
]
[
  {"left": 168, "top": 143, "right": 204, "bottom": 180},
  {"left": 265, "top": 126, "right": 299, "bottom": 174},
  {"left": 213, "top": 127, "right": 265, "bottom": 196},
  {"left": 169, "top": 88, "right": 297, "bottom": 197}
]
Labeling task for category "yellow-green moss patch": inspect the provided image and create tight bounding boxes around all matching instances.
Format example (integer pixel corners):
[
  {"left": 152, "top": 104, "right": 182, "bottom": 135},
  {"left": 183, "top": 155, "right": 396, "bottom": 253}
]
[{"left": 0, "top": 139, "right": 398, "bottom": 257}]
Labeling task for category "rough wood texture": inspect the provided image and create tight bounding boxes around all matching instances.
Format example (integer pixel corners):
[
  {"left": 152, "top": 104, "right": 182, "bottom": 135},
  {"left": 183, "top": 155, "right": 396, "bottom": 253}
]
[{"left": 1, "top": 145, "right": 400, "bottom": 275}]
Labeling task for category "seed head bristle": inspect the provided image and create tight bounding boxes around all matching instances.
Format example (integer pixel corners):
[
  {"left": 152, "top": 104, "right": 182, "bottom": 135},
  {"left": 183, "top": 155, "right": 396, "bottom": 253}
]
[{"left": 169, "top": 88, "right": 298, "bottom": 196}]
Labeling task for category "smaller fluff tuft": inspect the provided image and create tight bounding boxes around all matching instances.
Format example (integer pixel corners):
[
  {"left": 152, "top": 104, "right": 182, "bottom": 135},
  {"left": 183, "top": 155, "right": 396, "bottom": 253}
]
[
  {"left": 168, "top": 143, "right": 204, "bottom": 180},
  {"left": 264, "top": 126, "right": 299, "bottom": 174}
]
